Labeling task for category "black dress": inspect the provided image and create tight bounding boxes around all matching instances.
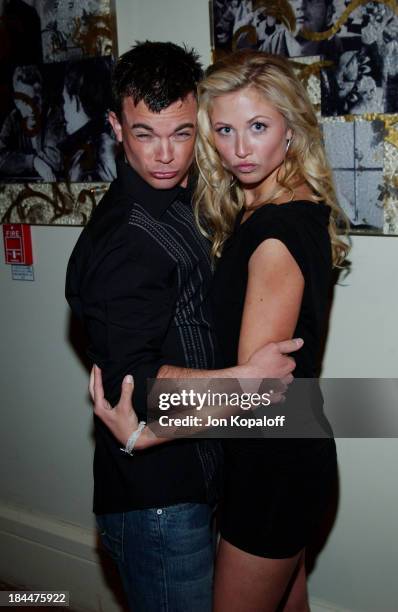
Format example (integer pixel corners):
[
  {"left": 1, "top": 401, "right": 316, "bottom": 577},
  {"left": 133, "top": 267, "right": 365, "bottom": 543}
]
[{"left": 211, "top": 201, "right": 338, "bottom": 558}]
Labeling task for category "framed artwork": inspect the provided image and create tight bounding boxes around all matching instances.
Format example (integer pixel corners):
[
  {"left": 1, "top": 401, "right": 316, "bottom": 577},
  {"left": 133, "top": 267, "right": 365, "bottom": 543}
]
[
  {"left": 0, "top": 0, "right": 118, "bottom": 225},
  {"left": 211, "top": 0, "right": 398, "bottom": 235}
]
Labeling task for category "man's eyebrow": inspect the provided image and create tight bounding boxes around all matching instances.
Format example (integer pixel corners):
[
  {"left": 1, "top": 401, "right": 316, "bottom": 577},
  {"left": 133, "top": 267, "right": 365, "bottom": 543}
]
[
  {"left": 131, "top": 123, "right": 154, "bottom": 131},
  {"left": 131, "top": 122, "right": 195, "bottom": 132},
  {"left": 174, "top": 122, "right": 195, "bottom": 132}
]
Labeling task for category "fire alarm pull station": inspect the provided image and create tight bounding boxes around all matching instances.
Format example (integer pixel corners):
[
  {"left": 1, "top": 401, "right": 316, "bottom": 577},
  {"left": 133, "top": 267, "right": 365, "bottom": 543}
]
[
  {"left": 3, "top": 224, "right": 34, "bottom": 281},
  {"left": 3, "top": 224, "right": 33, "bottom": 265}
]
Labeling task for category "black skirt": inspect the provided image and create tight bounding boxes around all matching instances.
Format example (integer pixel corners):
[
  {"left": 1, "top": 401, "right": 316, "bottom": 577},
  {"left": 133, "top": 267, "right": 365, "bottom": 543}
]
[{"left": 218, "top": 438, "right": 337, "bottom": 558}]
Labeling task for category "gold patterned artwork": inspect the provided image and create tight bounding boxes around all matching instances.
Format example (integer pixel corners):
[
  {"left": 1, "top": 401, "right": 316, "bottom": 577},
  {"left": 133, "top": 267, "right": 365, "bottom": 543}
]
[
  {"left": 322, "top": 114, "right": 397, "bottom": 232},
  {"left": 0, "top": 183, "right": 108, "bottom": 226},
  {"left": 226, "top": 0, "right": 398, "bottom": 50},
  {"left": 211, "top": 0, "right": 398, "bottom": 234},
  {"left": 40, "top": 0, "right": 117, "bottom": 62},
  {"left": 290, "top": 56, "right": 330, "bottom": 109},
  {"left": 57, "top": 13, "right": 115, "bottom": 58},
  {"left": 301, "top": 0, "right": 397, "bottom": 41},
  {"left": 0, "top": 0, "right": 117, "bottom": 226}
]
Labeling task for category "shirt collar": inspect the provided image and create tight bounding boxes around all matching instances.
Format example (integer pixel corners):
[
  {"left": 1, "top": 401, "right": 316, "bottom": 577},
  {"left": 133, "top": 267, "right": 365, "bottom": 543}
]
[{"left": 117, "top": 156, "right": 192, "bottom": 219}]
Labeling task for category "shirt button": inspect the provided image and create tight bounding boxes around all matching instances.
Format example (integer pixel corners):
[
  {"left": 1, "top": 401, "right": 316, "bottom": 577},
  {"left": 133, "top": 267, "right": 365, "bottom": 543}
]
[{"left": 156, "top": 509, "right": 163, "bottom": 515}]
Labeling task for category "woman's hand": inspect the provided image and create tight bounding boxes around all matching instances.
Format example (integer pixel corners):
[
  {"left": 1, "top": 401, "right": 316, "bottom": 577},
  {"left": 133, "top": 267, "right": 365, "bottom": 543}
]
[{"left": 89, "top": 365, "right": 139, "bottom": 447}]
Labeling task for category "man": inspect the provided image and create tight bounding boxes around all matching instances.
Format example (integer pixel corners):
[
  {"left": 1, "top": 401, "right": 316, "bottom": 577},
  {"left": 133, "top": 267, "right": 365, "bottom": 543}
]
[
  {"left": 260, "top": 0, "right": 339, "bottom": 58},
  {"left": 65, "top": 41, "right": 300, "bottom": 612},
  {"left": 59, "top": 57, "right": 117, "bottom": 182}
]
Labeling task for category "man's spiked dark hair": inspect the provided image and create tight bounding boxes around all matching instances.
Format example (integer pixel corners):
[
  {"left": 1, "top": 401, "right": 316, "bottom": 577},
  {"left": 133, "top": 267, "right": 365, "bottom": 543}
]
[{"left": 111, "top": 41, "right": 203, "bottom": 117}]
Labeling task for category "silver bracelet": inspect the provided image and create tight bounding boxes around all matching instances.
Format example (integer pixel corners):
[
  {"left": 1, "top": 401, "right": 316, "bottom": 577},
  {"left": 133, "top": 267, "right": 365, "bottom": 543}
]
[{"left": 120, "top": 421, "right": 146, "bottom": 456}]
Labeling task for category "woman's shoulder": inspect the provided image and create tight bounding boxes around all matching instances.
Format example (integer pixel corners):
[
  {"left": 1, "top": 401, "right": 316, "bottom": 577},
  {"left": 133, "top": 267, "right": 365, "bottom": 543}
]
[
  {"left": 242, "top": 200, "right": 331, "bottom": 272},
  {"left": 246, "top": 200, "right": 330, "bottom": 236},
  {"left": 254, "top": 199, "right": 330, "bottom": 216}
]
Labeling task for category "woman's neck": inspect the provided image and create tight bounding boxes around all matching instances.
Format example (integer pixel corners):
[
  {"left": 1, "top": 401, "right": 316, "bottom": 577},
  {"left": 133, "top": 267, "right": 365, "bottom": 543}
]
[
  {"left": 242, "top": 166, "right": 279, "bottom": 208},
  {"left": 243, "top": 176, "right": 315, "bottom": 210}
]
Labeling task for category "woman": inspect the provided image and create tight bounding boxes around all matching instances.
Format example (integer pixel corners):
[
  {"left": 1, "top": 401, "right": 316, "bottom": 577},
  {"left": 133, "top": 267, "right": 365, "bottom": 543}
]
[
  {"left": 92, "top": 51, "right": 348, "bottom": 611},
  {"left": 193, "top": 51, "right": 347, "bottom": 611}
]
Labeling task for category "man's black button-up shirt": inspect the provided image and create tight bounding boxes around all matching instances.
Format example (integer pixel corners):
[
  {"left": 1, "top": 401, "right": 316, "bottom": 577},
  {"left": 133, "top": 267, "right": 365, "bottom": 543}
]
[{"left": 66, "top": 158, "right": 221, "bottom": 514}]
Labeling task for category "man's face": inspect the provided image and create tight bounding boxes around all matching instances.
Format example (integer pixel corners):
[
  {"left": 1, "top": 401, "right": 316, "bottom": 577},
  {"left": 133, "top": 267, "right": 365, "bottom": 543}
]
[
  {"left": 290, "top": 0, "right": 331, "bottom": 33},
  {"left": 109, "top": 93, "right": 197, "bottom": 189}
]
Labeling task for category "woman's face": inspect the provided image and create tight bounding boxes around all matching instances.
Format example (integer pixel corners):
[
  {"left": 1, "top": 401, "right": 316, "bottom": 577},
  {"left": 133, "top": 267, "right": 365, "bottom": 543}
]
[
  {"left": 14, "top": 81, "right": 42, "bottom": 131},
  {"left": 357, "top": 76, "right": 377, "bottom": 102},
  {"left": 334, "top": 51, "right": 358, "bottom": 100},
  {"left": 209, "top": 86, "right": 292, "bottom": 190}
]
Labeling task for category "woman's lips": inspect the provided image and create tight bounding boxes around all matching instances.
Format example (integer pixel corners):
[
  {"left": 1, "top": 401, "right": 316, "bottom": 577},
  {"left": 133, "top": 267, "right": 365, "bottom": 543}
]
[{"left": 234, "top": 163, "right": 257, "bottom": 173}]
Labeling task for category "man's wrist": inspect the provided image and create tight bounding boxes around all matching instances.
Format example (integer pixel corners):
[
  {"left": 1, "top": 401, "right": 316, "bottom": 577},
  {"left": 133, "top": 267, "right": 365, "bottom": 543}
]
[
  {"left": 233, "top": 363, "right": 252, "bottom": 379},
  {"left": 157, "top": 364, "right": 172, "bottom": 378}
]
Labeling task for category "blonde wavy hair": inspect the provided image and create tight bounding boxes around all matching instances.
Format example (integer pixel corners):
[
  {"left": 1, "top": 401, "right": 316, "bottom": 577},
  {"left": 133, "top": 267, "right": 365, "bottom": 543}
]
[{"left": 194, "top": 51, "right": 349, "bottom": 266}]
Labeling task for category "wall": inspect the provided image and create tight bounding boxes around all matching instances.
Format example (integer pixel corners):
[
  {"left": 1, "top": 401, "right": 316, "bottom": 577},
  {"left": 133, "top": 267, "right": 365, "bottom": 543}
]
[{"left": 0, "top": 1, "right": 397, "bottom": 611}]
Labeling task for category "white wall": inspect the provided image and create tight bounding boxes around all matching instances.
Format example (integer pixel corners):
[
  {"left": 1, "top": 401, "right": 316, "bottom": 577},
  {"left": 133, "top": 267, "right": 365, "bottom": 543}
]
[
  {"left": 0, "top": 1, "right": 397, "bottom": 611},
  {"left": 309, "top": 236, "right": 398, "bottom": 611}
]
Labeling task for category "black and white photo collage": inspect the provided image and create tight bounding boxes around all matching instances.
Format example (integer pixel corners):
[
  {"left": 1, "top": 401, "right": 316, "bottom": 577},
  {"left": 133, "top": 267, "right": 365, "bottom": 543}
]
[
  {"left": 212, "top": 0, "right": 398, "bottom": 232},
  {"left": 0, "top": 0, "right": 118, "bottom": 185}
]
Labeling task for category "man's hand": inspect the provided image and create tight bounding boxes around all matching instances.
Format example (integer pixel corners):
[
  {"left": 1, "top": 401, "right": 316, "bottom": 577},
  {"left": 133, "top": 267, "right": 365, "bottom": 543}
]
[
  {"left": 235, "top": 338, "right": 303, "bottom": 397},
  {"left": 89, "top": 365, "right": 139, "bottom": 447},
  {"left": 238, "top": 338, "right": 303, "bottom": 382}
]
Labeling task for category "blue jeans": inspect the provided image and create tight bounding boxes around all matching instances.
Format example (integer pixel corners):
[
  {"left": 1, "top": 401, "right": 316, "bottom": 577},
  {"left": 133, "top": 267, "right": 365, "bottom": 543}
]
[{"left": 96, "top": 503, "right": 215, "bottom": 612}]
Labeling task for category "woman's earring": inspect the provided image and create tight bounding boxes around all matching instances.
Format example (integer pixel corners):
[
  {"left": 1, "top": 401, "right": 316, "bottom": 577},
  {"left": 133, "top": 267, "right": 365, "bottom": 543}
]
[{"left": 286, "top": 138, "right": 292, "bottom": 153}]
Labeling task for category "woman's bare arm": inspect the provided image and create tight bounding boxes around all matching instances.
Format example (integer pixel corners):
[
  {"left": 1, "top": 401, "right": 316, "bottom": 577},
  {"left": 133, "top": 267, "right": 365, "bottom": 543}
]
[{"left": 238, "top": 238, "right": 304, "bottom": 364}]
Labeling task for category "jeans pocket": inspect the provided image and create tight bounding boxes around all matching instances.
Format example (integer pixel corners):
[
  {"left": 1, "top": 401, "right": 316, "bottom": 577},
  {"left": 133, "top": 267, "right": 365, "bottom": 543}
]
[{"left": 96, "top": 513, "right": 124, "bottom": 561}]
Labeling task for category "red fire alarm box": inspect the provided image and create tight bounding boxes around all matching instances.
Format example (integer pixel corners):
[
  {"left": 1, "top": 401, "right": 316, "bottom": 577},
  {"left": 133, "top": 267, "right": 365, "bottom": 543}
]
[{"left": 3, "top": 224, "right": 33, "bottom": 265}]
